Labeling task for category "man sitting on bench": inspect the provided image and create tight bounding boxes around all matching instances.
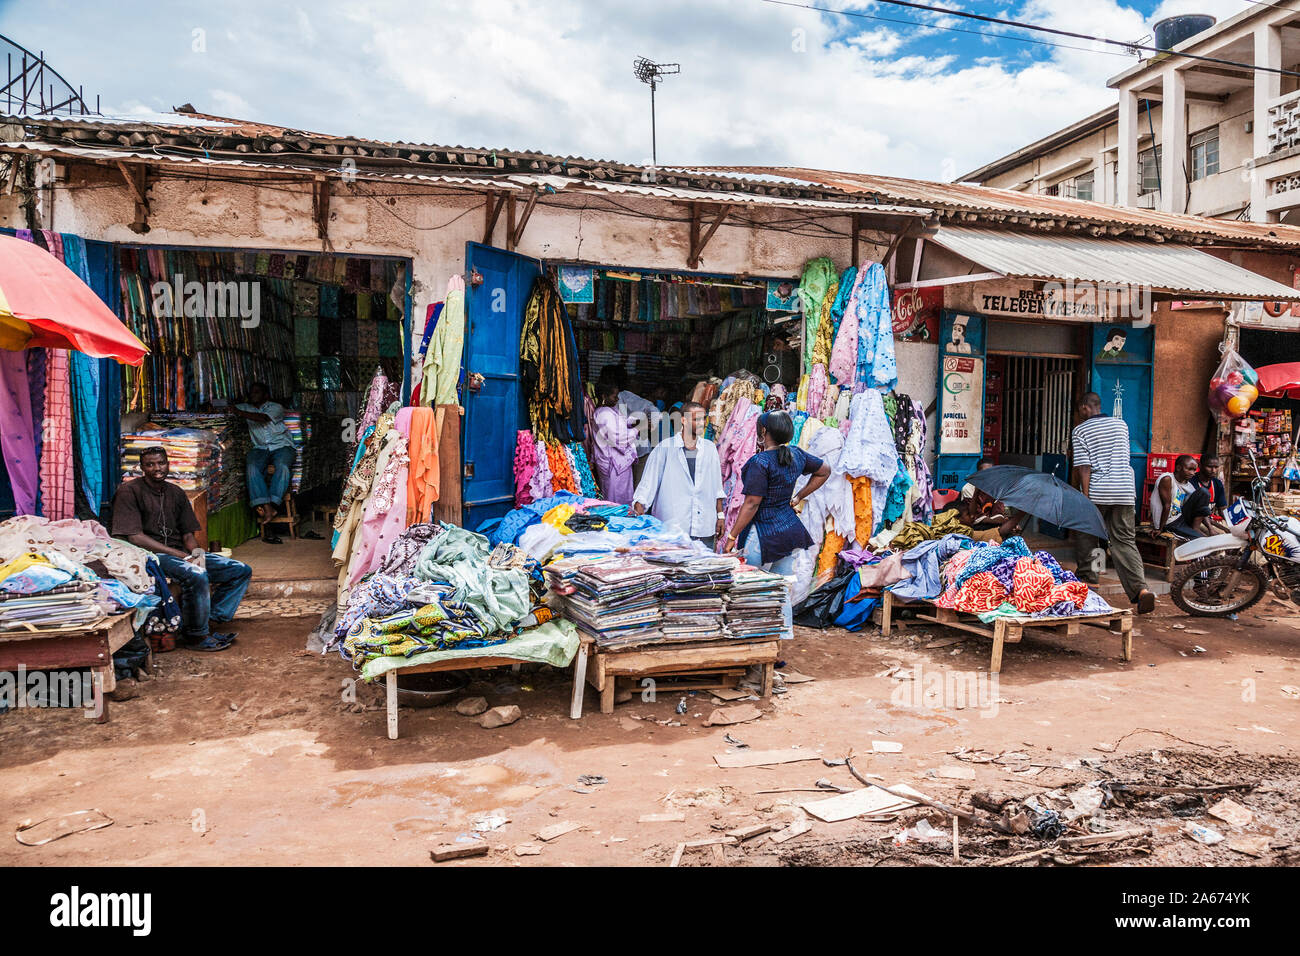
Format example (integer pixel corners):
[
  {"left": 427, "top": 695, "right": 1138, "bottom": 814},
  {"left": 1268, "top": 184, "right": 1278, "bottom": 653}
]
[
  {"left": 234, "top": 381, "right": 297, "bottom": 543},
  {"left": 112, "top": 446, "right": 252, "bottom": 652}
]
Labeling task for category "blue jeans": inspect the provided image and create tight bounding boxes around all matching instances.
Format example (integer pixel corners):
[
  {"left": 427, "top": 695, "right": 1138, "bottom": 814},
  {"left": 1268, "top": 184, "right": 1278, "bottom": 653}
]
[
  {"left": 741, "top": 529, "right": 798, "bottom": 575},
  {"left": 247, "top": 446, "right": 297, "bottom": 507},
  {"left": 157, "top": 552, "right": 252, "bottom": 638}
]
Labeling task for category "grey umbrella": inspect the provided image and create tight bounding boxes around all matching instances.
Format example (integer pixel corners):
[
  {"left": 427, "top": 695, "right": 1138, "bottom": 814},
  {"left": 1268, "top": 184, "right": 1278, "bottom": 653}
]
[{"left": 964, "top": 465, "right": 1108, "bottom": 540}]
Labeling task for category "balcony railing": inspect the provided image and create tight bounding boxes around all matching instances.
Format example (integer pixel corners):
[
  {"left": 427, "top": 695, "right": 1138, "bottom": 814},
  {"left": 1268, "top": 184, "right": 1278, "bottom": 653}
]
[{"left": 1267, "top": 89, "right": 1300, "bottom": 154}]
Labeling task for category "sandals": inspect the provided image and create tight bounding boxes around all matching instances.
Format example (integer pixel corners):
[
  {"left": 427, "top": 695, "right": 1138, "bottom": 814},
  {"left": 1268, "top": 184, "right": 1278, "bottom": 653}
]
[
  {"left": 262, "top": 533, "right": 283, "bottom": 545},
  {"left": 1135, "top": 589, "right": 1156, "bottom": 614},
  {"left": 184, "top": 633, "right": 236, "bottom": 652}
]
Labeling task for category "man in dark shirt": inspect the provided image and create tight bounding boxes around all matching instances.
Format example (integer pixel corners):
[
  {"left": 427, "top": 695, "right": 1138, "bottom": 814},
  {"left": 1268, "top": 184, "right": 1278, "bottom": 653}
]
[{"left": 112, "top": 446, "right": 251, "bottom": 651}]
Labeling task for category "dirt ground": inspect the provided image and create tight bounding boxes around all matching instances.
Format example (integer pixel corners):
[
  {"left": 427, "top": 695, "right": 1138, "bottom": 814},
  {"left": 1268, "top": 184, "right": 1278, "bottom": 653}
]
[{"left": 3, "top": 597, "right": 1298, "bottom": 867}]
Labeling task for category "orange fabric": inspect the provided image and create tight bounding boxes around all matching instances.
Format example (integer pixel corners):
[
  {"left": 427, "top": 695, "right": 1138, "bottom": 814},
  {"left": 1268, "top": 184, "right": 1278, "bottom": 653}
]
[
  {"left": 850, "top": 476, "right": 873, "bottom": 546},
  {"left": 405, "top": 406, "right": 440, "bottom": 526}
]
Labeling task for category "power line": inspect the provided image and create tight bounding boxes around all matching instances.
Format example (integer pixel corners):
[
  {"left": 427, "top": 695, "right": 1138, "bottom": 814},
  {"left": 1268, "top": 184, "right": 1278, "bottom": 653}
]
[
  {"left": 765, "top": 0, "right": 1300, "bottom": 78},
  {"left": 761, "top": 0, "right": 1137, "bottom": 60}
]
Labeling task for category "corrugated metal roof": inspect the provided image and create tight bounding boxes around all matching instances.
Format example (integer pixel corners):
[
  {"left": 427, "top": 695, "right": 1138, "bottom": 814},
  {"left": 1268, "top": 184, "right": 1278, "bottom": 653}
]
[
  {"left": 0, "top": 141, "right": 527, "bottom": 190},
  {"left": 708, "top": 167, "right": 1300, "bottom": 249},
  {"left": 508, "top": 174, "right": 932, "bottom": 215},
  {"left": 925, "top": 226, "right": 1300, "bottom": 300}
]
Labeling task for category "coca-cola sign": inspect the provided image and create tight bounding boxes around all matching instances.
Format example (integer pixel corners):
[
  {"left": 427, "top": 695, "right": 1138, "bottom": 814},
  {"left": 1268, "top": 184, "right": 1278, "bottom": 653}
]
[{"left": 891, "top": 286, "right": 941, "bottom": 342}]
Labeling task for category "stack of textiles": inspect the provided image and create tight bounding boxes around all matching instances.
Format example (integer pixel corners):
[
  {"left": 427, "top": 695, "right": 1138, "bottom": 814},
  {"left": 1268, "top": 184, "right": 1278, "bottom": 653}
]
[
  {"left": 332, "top": 525, "right": 535, "bottom": 668},
  {"left": 551, "top": 556, "right": 667, "bottom": 650},
  {"left": 145, "top": 412, "right": 251, "bottom": 508},
  {"left": 121, "top": 424, "right": 224, "bottom": 506},
  {"left": 648, "top": 551, "right": 738, "bottom": 641},
  {"left": 892, "top": 535, "right": 1116, "bottom": 623},
  {"left": 724, "top": 566, "right": 790, "bottom": 639},
  {"left": 0, "top": 583, "right": 104, "bottom": 630}
]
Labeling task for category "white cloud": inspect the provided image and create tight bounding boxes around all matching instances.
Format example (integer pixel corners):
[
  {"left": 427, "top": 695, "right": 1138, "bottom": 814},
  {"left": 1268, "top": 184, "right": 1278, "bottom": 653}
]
[{"left": 1, "top": 0, "right": 1256, "bottom": 182}]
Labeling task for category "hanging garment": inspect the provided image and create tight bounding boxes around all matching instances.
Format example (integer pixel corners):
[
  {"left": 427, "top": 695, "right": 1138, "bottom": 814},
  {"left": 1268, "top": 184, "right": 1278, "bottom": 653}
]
[
  {"left": 39, "top": 350, "right": 75, "bottom": 520},
  {"left": 433, "top": 405, "right": 463, "bottom": 524},
  {"left": 422, "top": 276, "right": 465, "bottom": 407},
  {"left": 840, "top": 390, "right": 898, "bottom": 486},
  {"left": 853, "top": 262, "right": 898, "bottom": 392},
  {"left": 796, "top": 257, "right": 836, "bottom": 374},
  {"left": 806, "top": 364, "right": 828, "bottom": 420},
  {"left": 70, "top": 351, "right": 102, "bottom": 514},
  {"left": 405, "top": 406, "right": 440, "bottom": 526},
  {"left": 811, "top": 275, "right": 840, "bottom": 369},
  {"left": 520, "top": 276, "right": 585, "bottom": 443},
  {"left": 849, "top": 476, "right": 873, "bottom": 547},
  {"left": 795, "top": 424, "right": 854, "bottom": 543},
  {"left": 0, "top": 350, "right": 37, "bottom": 514},
  {"left": 347, "top": 426, "right": 410, "bottom": 587},
  {"left": 528, "top": 435, "right": 554, "bottom": 502},
  {"left": 514, "top": 429, "right": 538, "bottom": 506},
  {"left": 829, "top": 266, "right": 857, "bottom": 340},
  {"left": 828, "top": 268, "right": 866, "bottom": 386}
]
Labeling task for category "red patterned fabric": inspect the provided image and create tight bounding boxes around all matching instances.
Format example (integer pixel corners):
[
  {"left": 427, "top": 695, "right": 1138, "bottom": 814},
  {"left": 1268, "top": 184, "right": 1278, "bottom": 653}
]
[
  {"left": 1011, "top": 557, "right": 1055, "bottom": 612},
  {"left": 952, "top": 571, "right": 1007, "bottom": 614},
  {"left": 1048, "top": 580, "right": 1089, "bottom": 609}
]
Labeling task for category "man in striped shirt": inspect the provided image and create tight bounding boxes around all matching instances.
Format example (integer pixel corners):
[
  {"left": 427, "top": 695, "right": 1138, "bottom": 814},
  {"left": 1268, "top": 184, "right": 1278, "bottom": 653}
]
[{"left": 1071, "top": 393, "right": 1156, "bottom": 614}]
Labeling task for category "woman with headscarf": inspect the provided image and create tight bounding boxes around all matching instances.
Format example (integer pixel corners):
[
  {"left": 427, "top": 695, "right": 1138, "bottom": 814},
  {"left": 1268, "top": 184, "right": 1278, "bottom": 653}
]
[
  {"left": 590, "top": 381, "right": 638, "bottom": 504},
  {"left": 724, "top": 411, "right": 831, "bottom": 573}
]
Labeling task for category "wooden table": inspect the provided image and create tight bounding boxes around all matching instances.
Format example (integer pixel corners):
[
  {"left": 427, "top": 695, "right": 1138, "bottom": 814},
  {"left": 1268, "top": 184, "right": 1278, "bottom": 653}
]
[
  {"left": 0, "top": 612, "right": 137, "bottom": 723},
  {"left": 576, "top": 635, "right": 780, "bottom": 715},
  {"left": 881, "top": 591, "right": 1132, "bottom": 673},
  {"left": 382, "top": 653, "right": 534, "bottom": 740}
]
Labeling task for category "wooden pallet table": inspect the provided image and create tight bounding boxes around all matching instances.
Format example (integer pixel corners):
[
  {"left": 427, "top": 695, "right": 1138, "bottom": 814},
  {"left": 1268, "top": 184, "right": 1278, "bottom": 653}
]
[
  {"left": 382, "top": 653, "right": 531, "bottom": 740},
  {"left": 881, "top": 591, "right": 1132, "bottom": 673},
  {"left": 577, "top": 635, "right": 779, "bottom": 715},
  {"left": 0, "top": 612, "right": 138, "bottom": 723}
]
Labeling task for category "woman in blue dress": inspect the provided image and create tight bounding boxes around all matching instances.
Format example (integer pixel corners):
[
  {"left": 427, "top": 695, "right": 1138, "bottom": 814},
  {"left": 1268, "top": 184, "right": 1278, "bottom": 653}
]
[{"left": 724, "top": 411, "right": 831, "bottom": 573}]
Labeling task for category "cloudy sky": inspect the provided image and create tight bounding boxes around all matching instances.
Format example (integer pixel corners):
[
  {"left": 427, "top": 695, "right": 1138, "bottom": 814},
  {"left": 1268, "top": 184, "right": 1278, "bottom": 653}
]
[{"left": 0, "top": 0, "right": 1265, "bottom": 180}]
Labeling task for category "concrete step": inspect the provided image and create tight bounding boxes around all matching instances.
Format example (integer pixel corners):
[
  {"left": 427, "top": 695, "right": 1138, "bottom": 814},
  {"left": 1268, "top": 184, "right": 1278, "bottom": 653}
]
[{"left": 245, "top": 576, "right": 336, "bottom": 600}]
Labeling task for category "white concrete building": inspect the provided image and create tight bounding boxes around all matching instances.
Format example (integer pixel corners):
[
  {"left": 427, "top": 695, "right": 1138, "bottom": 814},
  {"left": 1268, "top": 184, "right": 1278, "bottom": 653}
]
[{"left": 962, "top": 4, "right": 1300, "bottom": 224}]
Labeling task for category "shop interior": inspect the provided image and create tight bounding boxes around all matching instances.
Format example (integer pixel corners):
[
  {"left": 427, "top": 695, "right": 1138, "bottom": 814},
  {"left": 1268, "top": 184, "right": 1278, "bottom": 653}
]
[
  {"left": 112, "top": 245, "right": 411, "bottom": 565},
  {"left": 560, "top": 265, "right": 801, "bottom": 401},
  {"left": 1232, "top": 327, "right": 1298, "bottom": 501}
]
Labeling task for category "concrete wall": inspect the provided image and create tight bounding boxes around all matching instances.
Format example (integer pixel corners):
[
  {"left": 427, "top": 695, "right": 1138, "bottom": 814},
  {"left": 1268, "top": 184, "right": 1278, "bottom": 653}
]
[{"left": 973, "top": 89, "right": 1254, "bottom": 217}]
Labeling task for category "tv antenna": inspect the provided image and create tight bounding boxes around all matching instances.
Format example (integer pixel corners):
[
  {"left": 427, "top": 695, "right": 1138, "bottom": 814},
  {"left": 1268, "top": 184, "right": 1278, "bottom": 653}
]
[{"left": 633, "top": 57, "right": 679, "bottom": 167}]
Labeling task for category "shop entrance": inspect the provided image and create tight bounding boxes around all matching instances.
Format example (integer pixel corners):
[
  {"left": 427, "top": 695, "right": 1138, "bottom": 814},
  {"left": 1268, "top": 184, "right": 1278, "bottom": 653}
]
[
  {"left": 461, "top": 244, "right": 800, "bottom": 528},
  {"left": 112, "top": 244, "right": 412, "bottom": 577},
  {"left": 986, "top": 354, "right": 1078, "bottom": 460}
]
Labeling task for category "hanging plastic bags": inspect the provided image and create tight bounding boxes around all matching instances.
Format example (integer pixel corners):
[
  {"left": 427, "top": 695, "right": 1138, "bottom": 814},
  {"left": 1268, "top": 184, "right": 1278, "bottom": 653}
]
[{"left": 1208, "top": 347, "right": 1260, "bottom": 420}]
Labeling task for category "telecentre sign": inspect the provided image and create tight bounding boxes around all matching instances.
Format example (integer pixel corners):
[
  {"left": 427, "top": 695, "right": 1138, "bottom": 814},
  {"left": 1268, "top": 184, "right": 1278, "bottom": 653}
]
[{"left": 977, "top": 282, "right": 1152, "bottom": 324}]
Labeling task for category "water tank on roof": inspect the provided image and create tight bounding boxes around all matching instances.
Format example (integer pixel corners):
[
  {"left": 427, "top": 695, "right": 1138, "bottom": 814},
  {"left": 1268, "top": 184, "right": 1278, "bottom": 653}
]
[{"left": 1153, "top": 14, "right": 1216, "bottom": 51}]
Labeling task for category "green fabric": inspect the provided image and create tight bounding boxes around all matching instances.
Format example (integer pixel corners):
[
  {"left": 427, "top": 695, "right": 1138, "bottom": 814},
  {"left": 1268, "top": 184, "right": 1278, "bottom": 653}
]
[
  {"left": 206, "top": 501, "right": 257, "bottom": 549},
  {"left": 360, "top": 618, "right": 579, "bottom": 682},
  {"left": 422, "top": 287, "right": 465, "bottom": 406},
  {"left": 414, "top": 523, "right": 532, "bottom": 631},
  {"left": 796, "top": 257, "right": 836, "bottom": 373}
]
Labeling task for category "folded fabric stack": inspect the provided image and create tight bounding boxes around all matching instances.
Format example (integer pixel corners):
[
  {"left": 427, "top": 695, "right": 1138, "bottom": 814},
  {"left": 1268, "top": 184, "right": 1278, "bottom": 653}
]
[
  {"left": 725, "top": 566, "right": 790, "bottom": 639},
  {"left": 925, "top": 536, "right": 1115, "bottom": 622},
  {"left": 121, "top": 423, "right": 225, "bottom": 506},
  {"left": 334, "top": 525, "right": 536, "bottom": 668},
  {"left": 648, "top": 551, "right": 737, "bottom": 642},
  {"left": 558, "top": 556, "right": 667, "bottom": 650},
  {"left": 0, "top": 584, "right": 103, "bottom": 630}
]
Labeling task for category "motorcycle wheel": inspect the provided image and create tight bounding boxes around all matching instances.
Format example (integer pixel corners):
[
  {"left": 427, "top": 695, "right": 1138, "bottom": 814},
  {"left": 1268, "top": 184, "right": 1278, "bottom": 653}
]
[{"left": 1170, "top": 555, "right": 1268, "bottom": 617}]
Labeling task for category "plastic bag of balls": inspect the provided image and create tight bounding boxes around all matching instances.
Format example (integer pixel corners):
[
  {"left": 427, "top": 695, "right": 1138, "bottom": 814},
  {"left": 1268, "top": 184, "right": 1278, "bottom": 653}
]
[{"left": 1207, "top": 346, "right": 1260, "bottom": 419}]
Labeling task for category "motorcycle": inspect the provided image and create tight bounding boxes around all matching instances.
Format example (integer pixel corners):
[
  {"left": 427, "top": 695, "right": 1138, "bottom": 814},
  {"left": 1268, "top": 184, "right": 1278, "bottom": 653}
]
[{"left": 1169, "top": 452, "right": 1300, "bottom": 617}]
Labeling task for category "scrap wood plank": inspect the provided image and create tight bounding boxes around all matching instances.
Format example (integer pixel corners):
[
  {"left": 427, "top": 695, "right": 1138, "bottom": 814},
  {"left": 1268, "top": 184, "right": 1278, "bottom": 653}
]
[
  {"left": 801, "top": 786, "right": 918, "bottom": 823},
  {"left": 536, "top": 821, "right": 583, "bottom": 842},
  {"left": 769, "top": 819, "right": 813, "bottom": 844},
  {"left": 713, "top": 749, "right": 820, "bottom": 769},
  {"left": 431, "top": 843, "right": 490, "bottom": 862}
]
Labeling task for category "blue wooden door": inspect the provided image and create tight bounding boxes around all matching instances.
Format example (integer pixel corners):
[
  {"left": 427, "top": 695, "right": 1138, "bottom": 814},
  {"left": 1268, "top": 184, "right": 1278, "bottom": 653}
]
[
  {"left": 461, "top": 242, "right": 541, "bottom": 531},
  {"left": 1089, "top": 324, "right": 1154, "bottom": 509}
]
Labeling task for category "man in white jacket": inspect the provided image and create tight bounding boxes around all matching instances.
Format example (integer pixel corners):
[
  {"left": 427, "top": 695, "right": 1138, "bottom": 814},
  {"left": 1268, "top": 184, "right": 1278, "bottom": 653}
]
[{"left": 632, "top": 402, "right": 724, "bottom": 549}]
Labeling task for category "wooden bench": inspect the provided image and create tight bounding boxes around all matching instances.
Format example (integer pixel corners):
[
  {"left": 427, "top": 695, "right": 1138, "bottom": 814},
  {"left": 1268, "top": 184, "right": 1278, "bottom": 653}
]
[
  {"left": 881, "top": 591, "right": 1132, "bottom": 673},
  {"left": 576, "top": 635, "right": 779, "bottom": 715},
  {"left": 0, "top": 612, "right": 139, "bottom": 723}
]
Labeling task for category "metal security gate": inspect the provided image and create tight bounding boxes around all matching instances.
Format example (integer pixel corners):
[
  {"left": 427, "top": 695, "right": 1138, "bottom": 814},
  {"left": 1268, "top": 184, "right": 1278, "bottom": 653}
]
[{"left": 997, "top": 355, "right": 1076, "bottom": 457}]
